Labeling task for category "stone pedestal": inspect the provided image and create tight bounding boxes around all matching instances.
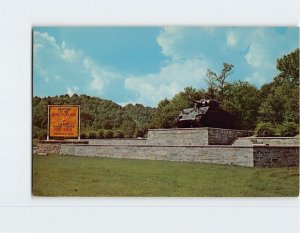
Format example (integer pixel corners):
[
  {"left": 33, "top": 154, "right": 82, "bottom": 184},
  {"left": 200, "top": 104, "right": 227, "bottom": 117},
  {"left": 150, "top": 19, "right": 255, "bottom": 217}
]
[{"left": 147, "top": 127, "right": 254, "bottom": 146}]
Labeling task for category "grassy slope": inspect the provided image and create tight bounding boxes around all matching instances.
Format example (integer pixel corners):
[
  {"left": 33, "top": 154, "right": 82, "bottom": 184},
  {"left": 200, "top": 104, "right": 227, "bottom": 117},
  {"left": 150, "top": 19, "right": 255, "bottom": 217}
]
[{"left": 32, "top": 154, "right": 299, "bottom": 197}]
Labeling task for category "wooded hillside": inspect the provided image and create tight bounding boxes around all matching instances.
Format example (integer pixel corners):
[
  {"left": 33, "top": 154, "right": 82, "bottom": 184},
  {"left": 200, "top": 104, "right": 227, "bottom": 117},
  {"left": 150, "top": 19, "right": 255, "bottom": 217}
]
[{"left": 33, "top": 95, "right": 155, "bottom": 139}]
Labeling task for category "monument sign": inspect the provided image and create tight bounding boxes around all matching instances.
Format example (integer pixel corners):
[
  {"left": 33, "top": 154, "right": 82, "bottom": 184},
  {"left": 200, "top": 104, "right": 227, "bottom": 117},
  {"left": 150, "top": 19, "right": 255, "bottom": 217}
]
[{"left": 47, "top": 105, "right": 80, "bottom": 140}]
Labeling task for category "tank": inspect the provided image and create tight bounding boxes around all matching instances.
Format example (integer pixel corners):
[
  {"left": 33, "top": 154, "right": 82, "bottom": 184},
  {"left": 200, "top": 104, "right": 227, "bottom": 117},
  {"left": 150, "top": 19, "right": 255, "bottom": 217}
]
[{"left": 176, "top": 98, "right": 237, "bottom": 129}]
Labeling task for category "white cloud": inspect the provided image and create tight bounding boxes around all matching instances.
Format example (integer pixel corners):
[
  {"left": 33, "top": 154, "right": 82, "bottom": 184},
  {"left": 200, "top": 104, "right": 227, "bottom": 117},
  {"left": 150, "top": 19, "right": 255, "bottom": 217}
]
[
  {"left": 83, "top": 57, "right": 122, "bottom": 93},
  {"left": 124, "top": 58, "right": 208, "bottom": 106},
  {"left": 67, "top": 87, "right": 75, "bottom": 97},
  {"left": 117, "top": 101, "right": 137, "bottom": 107},
  {"left": 245, "top": 71, "right": 269, "bottom": 87},
  {"left": 66, "top": 86, "right": 79, "bottom": 97},
  {"left": 156, "top": 27, "right": 184, "bottom": 60},
  {"left": 244, "top": 43, "right": 268, "bottom": 68},
  {"left": 227, "top": 32, "right": 237, "bottom": 46},
  {"left": 60, "top": 41, "right": 80, "bottom": 61},
  {"left": 61, "top": 48, "right": 79, "bottom": 61},
  {"left": 35, "top": 31, "right": 60, "bottom": 49},
  {"left": 34, "top": 31, "right": 119, "bottom": 96},
  {"left": 61, "top": 41, "right": 66, "bottom": 49}
]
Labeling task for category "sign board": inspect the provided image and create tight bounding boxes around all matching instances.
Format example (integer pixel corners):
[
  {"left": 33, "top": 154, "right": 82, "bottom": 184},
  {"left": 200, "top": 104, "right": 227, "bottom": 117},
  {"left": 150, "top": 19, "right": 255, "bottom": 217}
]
[{"left": 48, "top": 105, "right": 80, "bottom": 138}]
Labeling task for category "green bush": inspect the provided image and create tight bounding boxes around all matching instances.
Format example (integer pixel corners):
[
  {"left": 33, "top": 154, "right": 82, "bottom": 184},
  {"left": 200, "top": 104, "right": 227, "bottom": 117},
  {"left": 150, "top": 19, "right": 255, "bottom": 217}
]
[
  {"left": 87, "top": 131, "right": 97, "bottom": 139},
  {"left": 33, "top": 126, "right": 47, "bottom": 140},
  {"left": 277, "top": 122, "right": 299, "bottom": 137},
  {"left": 96, "top": 129, "right": 104, "bottom": 139},
  {"left": 114, "top": 130, "right": 124, "bottom": 138},
  {"left": 104, "top": 130, "right": 114, "bottom": 138},
  {"left": 255, "top": 122, "right": 276, "bottom": 137},
  {"left": 135, "top": 128, "right": 147, "bottom": 138},
  {"left": 32, "top": 126, "right": 40, "bottom": 139},
  {"left": 80, "top": 133, "right": 86, "bottom": 139}
]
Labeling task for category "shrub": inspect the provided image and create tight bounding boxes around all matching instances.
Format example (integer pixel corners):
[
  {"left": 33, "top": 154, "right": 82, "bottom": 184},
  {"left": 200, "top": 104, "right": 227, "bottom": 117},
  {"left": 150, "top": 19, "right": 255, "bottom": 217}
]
[
  {"left": 96, "top": 129, "right": 104, "bottom": 139},
  {"left": 33, "top": 126, "right": 47, "bottom": 140},
  {"left": 277, "top": 122, "right": 299, "bottom": 137},
  {"left": 135, "top": 128, "right": 147, "bottom": 138},
  {"left": 87, "top": 131, "right": 97, "bottom": 139},
  {"left": 114, "top": 130, "right": 124, "bottom": 138},
  {"left": 255, "top": 122, "right": 276, "bottom": 137},
  {"left": 125, "top": 131, "right": 135, "bottom": 138},
  {"left": 80, "top": 133, "right": 86, "bottom": 139},
  {"left": 104, "top": 130, "right": 114, "bottom": 138}
]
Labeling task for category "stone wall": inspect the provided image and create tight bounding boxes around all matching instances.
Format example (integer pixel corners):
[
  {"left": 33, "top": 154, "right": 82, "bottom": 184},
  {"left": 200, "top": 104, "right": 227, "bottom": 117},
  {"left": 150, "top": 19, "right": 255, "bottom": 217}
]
[
  {"left": 60, "top": 144, "right": 254, "bottom": 167},
  {"left": 207, "top": 128, "right": 254, "bottom": 145},
  {"left": 37, "top": 143, "right": 61, "bottom": 154},
  {"left": 253, "top": 146, "right": 299, "bottom": 167},
  {"left": 36, "top": 128, "right": 299, "bottom": 168},
  {"left": 37, "top": 140, "right": 88, "bottom": 154},
  {"left": 88, "top": 139, "right": 147, "bottom": 145},
  {"left": 60, "top": 144, "right": 299, "bottom": 167},
  {"left": 147, "top": 128, "right": 208, "bottom": 145},
  {"left": 146, "top": 128, "right": 253, "bottom": 146}
]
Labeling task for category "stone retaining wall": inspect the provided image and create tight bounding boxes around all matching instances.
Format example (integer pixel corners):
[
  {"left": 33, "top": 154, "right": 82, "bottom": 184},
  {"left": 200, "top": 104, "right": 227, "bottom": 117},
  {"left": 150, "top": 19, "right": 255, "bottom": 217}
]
[
  {"left": 60, "top": 144, "right": 254, "bottom": 167},
  {"left": 37, "top": 143, "right": 61, "bottom": 154},
  {"left": 88, "top": 139, "right": 147, "bottom": 145},
  {"left": 253, "top": 146, "right": 299, "bottom": 167},
  {"left": 35, "top": 128, "right": 299, "bottom": 167},
  {"left": 36, "top": 140, "right": 88, "bottom": 154}
]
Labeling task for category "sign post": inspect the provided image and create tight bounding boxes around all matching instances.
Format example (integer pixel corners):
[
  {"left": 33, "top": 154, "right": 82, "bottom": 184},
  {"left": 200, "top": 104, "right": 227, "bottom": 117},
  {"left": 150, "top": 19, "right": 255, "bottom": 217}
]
[
  {"left": 78, "top": 105, "right": 81, "bottom": 140},
  {"left": 47, "top": 105, "right": 80, "bottom": 140},
  {"left": 47, "top": 105, "right": 50, "bottom": 141}
]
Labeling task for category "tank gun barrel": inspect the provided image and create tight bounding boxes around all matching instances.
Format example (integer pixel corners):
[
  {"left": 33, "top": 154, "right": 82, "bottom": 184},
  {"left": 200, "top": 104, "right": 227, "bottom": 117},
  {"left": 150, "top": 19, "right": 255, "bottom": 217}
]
[{"left": 188, "top": 98, "right": 201, "bottom": 104}]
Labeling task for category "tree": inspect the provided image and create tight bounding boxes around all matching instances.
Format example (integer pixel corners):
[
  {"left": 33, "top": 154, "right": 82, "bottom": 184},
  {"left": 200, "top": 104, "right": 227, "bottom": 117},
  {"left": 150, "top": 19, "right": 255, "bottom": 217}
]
[
  {"left": 121, "top": 119, "right": 136, "bottom": 138},
  {"left": 222, "top": 81, "right": 260, "bottom": 129},
  {"left": 275, "top": 48, "right": 299, "bottom": 84},
  {"left": 258, "top": 49, "right": 299, "bottom": 126},
  {"left": 206, "top": 63, "right": 234, "bottom": 100},
  {"left": 258, "top": 81, "right": 299, "bottom": 124}
]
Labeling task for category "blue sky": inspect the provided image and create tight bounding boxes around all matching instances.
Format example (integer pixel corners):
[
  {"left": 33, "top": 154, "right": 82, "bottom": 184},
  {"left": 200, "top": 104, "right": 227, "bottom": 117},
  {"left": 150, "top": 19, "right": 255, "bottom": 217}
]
[{"left": 33, "top": 27, "right": 299, "bottom": 107}]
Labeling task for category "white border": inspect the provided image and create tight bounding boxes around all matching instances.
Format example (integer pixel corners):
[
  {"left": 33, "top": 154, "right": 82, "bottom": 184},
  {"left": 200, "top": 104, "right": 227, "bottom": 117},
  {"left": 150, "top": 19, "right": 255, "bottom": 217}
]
[{"left": 0, "top": 0, "right": 299, "bottom": 232}]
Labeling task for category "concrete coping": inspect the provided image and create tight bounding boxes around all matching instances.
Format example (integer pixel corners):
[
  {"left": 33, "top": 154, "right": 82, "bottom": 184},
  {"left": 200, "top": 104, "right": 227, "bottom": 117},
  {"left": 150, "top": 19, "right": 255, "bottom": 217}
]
[
  {"left": 60, "top": 143, "right": 256, "bottom": 148},
  {"left": 248, "top": 136, "right": 300, "bottom": 139},
  {"left": 39, "top": 140, "right": 89, "bottom": 144},
  {"left": 60, "top": 143, "right": 300, "bottom": 148},
  {"left": 252, "top": 144, "right": 300, "bottom": 148},
  {"left": 148, "top": 127, "right": 254, "bottom": 133},
  {"left": 88, "top": 138, "right": 146, "bottom": 140}
]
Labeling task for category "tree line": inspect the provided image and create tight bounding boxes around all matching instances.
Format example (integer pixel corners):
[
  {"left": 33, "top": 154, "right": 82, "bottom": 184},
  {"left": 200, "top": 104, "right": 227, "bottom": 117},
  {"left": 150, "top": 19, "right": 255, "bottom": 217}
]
[
  {"left": 33, "top": 48, "right": 299, "bottom": 139},
  {"left": 33, "top": 95, "right": 155, "bottom": 139},
  {"left": 149, "top": 48, "right": 299, "bottom": 136}
]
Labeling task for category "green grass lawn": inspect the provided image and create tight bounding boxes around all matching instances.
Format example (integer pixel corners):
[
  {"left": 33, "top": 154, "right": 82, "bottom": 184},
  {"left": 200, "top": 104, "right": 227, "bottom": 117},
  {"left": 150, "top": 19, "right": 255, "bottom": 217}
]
[{"left": 32, "top": 154, "right": 299, "bottom": 197}]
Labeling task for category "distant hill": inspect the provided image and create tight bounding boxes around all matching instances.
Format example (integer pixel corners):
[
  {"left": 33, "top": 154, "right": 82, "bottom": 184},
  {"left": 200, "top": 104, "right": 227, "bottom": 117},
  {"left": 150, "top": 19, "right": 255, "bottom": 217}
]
[{"left": 33, "top": 94, "right": 156, "bottom": 139}]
